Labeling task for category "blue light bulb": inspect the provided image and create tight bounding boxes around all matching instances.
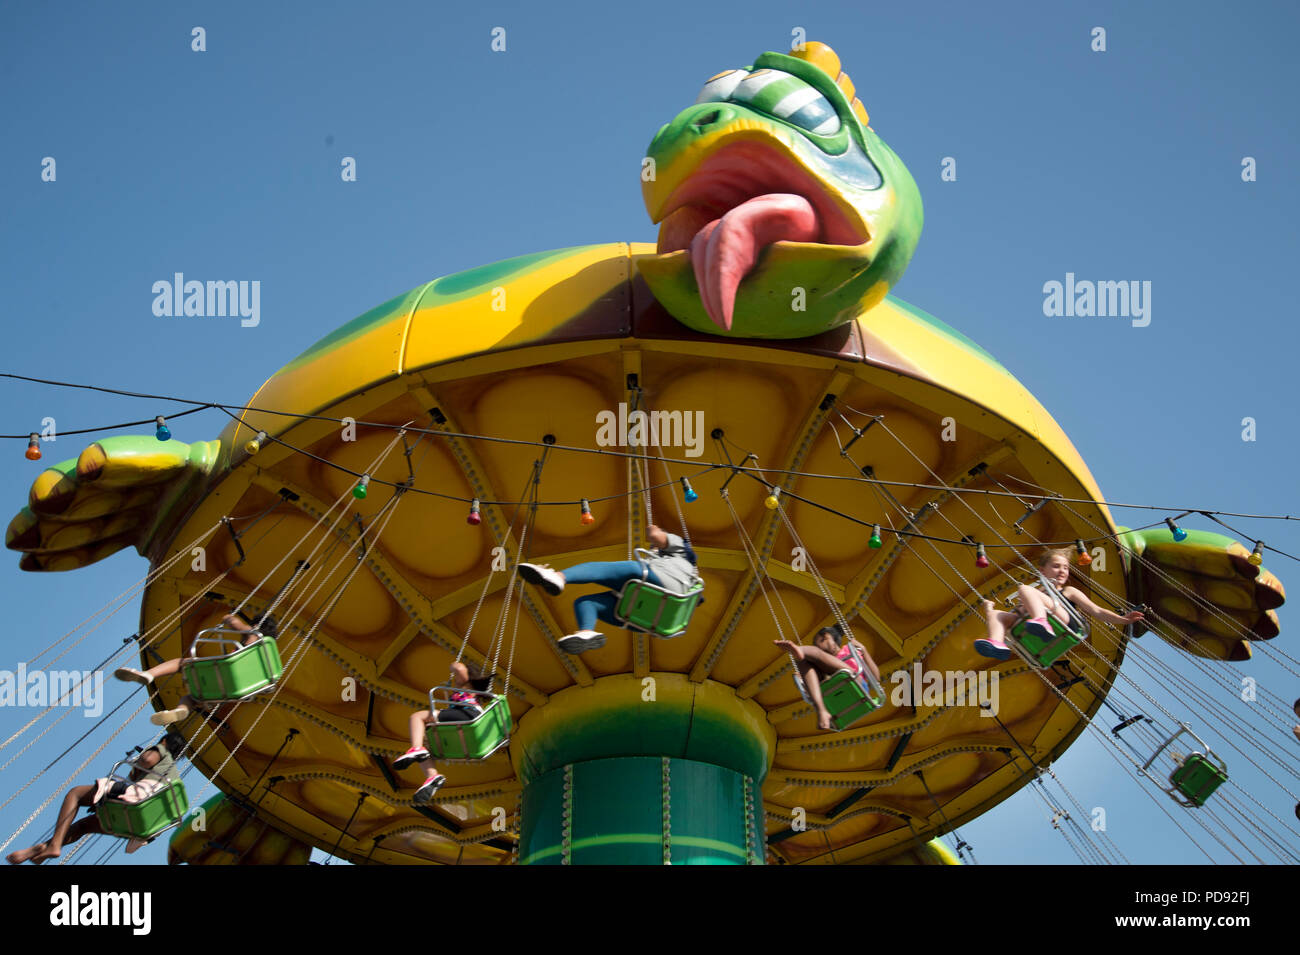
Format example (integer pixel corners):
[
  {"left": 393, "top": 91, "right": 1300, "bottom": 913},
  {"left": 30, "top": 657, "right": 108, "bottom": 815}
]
[
  {"left": 1165, "top": 517, "right": 1187, "bottom": 542},
  {"left": 155, "top": 416, "right": 170, "bottom": 441},
  {"left": 681, "top": 477, "right": 698, "bottom": 503}
]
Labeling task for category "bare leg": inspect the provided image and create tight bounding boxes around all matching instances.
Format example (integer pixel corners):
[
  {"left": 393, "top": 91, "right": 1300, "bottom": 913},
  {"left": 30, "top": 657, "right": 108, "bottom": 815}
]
[
  {"left": 1017, "top": 585, "right": 1053, "bottom": 621},
  {"left": 1017, "top": 585, "right": 1073, "bottom": 631},
  {"left": 774, "top": 641, "right": 842, "bottom": 730},
  {"left": 773, "top": 639, "right": 803, "bottom": 661},
  {"left": 146, "top": 658, "right": 186, "bottom": 679},
  {"left": 799, "top": 662, "right": 836, "bottom": 730},
  {"left": 408, "top": 710, "right": 433, "bottom": 749},
  {"left": 151, "top": 693, "right": 197, "bottom": 726},
  {"left": 984, "top": 603, "right": 1022, "bottom": 641},
  {"left": 984, "top": 601, "right": 1005, "bottom": 641},
  {"left": 113, "top": 656, "right": 185, "bottom": 684},
  {"left": 798, "top": 645, "right": 854, "bottom": 678},
  {"left": 7, "top": 784, "right": 97, "bottom": 863}
]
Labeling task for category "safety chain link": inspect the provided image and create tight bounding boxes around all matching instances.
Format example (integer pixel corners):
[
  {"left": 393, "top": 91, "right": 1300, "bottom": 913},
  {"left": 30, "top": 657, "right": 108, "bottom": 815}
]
[
  {"left": 744, "top": 774, "right": 755, "bottom": 865},
  {"left": 662, "top": 757, "right": 672, "bottom": 865},
  {"left": 511, "top": 789, "right": 523, "bottom": 866},
  {"left": 561, "top": 763, "right": 573, "bottom": 865}
]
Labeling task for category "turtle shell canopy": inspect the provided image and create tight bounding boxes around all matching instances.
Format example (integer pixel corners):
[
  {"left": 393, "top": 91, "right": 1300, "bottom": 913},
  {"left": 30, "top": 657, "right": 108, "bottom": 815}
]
[{"left": 146, "top": 242, "right": 1122, "bottom": 865}]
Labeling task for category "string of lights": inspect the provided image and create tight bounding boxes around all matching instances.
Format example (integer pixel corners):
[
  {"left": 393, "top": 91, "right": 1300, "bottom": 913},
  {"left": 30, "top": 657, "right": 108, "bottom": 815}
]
[{"left": 4, "top": 373, "right": 1295, "bottom": 562}]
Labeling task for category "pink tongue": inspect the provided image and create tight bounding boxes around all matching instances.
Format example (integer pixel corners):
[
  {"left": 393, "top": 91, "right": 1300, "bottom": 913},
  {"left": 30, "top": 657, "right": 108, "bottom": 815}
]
[{"left": 689, "top": 193, "right": 819, "bottom": 331}]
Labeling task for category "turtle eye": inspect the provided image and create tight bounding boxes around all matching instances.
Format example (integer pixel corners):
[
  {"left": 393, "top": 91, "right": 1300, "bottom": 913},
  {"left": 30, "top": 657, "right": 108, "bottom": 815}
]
[
  {"left": 770, "top": 86, "right": 841, "bottom": 135},
  {"left": 728, "top": 69, "right": 842, "bottom": 136},
  {"left": 695, "top": 69, "right": 745, "bottom": 104}
]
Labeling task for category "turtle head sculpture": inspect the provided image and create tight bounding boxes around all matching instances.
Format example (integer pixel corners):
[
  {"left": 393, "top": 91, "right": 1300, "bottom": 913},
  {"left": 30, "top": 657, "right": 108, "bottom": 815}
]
[{"left": 638, "top": 41, "right": 923, "bottom": 339}]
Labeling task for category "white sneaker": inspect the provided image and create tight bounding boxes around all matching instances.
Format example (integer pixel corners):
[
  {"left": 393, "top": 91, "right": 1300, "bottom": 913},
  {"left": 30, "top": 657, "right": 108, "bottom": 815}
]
[
  {"left": 558, "top": 630, "right": 606, "bottom": 654},
  {"left": 519, "top": 563, "right": 566, "bottom": 596},
  {"left": 114, "top": 667, "right": 153, "bottom": 686},
  {"left": 150, "top": 704, "right": 191, "bottom": 726}
]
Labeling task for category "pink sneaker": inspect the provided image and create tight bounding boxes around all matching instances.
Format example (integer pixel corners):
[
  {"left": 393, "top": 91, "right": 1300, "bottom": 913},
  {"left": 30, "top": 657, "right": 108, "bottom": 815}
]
[
  {"left": 974, "top": 638, "right": 1012, "bottom": 662},
  {"left": 1022, "top": 618, "right": 1056, "bottom": 642},
  {"left": 394, "top": 747, "right": 429, "bottom": 770},
  {"left": 413, "top": 774, "right": 446, "bottom": 805}
]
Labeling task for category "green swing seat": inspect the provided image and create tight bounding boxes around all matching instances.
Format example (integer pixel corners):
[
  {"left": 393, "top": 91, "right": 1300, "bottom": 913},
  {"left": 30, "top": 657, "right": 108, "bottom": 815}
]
[
  {"left": 613, "top": 548, "right": 705, "bottom": 639},
  {"left": 1170, "top": 754, "right": 1230, "bottom": 807},
  {"left": 424, "top": 686, "right": 513, "bottom": 761},
  {"left": 1006, "top": 574, "right": 1089, "bottom": 668},
  {"left": 182, "top": 626, "right": 284, "bottom": 703},
  {"left": 795, "top": 642, "right": 885, "bottom": 731},
  {"left": 1142, "top": 724, "right": 1229, "bottom": 807},
  {"left": 95, "top": 760, "right": 189, "bottom": 840}
]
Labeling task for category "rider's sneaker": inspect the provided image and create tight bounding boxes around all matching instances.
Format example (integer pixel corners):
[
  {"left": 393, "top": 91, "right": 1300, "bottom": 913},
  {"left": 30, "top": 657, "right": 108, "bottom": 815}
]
[
  {"left": 150, "top": 704, "right": 191, "bottom": 726},
  {"left": 394, "top": 746, "right": 429, "bottom": 770},
  {"left": 1021, "top": 617, "right": 1056, "bottom": 642},
  {"left": 519, "top": 563, "right": 565, "bottom": 596},
  {"left": 414, "top": 774, "right": 446, "bottom": 805},
  {"left": 974, "top": 638, "right": 1012, "bottom": 662},
  {"left": 557, "top": 630, "right": 606, "bottom": 654}
]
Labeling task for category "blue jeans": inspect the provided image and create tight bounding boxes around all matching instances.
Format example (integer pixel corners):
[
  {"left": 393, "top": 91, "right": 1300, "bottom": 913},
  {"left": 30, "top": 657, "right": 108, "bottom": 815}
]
[{"left": 565, "top": 560, "right": 664, "bottom": 631}]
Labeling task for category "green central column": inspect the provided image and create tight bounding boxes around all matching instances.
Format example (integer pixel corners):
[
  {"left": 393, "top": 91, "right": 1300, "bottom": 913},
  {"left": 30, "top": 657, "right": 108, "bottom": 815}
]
[{"left": 511, "top": 673, "right": 775, "bottom": 865}]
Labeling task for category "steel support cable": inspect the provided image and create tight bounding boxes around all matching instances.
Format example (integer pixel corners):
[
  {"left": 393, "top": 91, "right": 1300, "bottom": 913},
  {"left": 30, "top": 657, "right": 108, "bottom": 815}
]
[
  {"left": 0, "top": 697, "right": 152, "bottom": 854},
  {"left": 998, "top": 747, "right": 1108, "bottom": 864},
  {"left": 1214, "top": 787, "right": 1300, "bottom": 863},
  {"left": 989, "top": 709, "right": 1127, "bottom": 865},
  {"left": 20, "top": 520, "right": 222, "bottom": 670},
  {"left": 175, "top": 509, "right": 362, "bottom": 776},
  {"left": 169, "top": 484, "right": 359, "bottom": 768},
  {"left": 844, "top": 416, "right": 1232, "bottom": 861},
  {"left": 1037, "top": 558, "right": 1300, "bottom": 795},
  {"left": 913, "top": 769, "right": 975, "bottom": 864},
  {"left": 1199, "top": 801, "right": 1269, "bottom": 864},
  {"left": 9, "top": 569, "right": 238, "bottom": 788},
  {"left": 178, "top": 506, "right": 366, "bottom": 773},
  {"left": 188, "top": 489, "right": 407, "bottom": 810},
  {"left": 721, "top": 489, "right": 797, "bottom": 644},
  {"left": 865, "top": 415, "right": 1297, "bottom": 829},
  {"left": 988, "top": 697, "right": 1127, "bottom": 864},
  {"left": 716, "top": 470, "right": 801, "bottom": 637},
  {"left": 492, "top": 446, "right": 550, "bottom": 696},
  {"left": 223, "top": 425, "right": 409, "bottom": 625},
  {"left": 0, "top": 530, "right": 230, "bottom": 756},
  {"left": 839, "top": 407, "right": 1292, "bottom": 860},
  {"left": 1109, "top": 622, "right": 1300, "bottom": 755},
  {"left": 1057, "top": 496, "right": 1300, "bottom": 684},
  {"left": 1089, "top": 635, "right": 1300, "bottom": 793},
  {"left": 456, "top": 460, "right": 538, "bottom": 671}
]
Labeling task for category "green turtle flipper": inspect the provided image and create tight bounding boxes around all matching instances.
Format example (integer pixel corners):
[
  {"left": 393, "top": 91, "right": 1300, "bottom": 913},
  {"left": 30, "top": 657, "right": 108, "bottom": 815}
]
[
  {"left": 6, "top": 435, "right": 222, "bottom": 572},
  {"left": 1116, "top": 525, "right": 1285, "bottom": 661}
]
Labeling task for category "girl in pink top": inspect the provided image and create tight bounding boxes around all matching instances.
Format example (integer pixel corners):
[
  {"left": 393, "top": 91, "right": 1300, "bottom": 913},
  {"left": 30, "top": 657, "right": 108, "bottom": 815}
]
[
  {"left": 975, "top": 549, "right": 1143, "bottom": 661},
  {"left": 775, "top": 626, "right": 881, "bottom": 731},
  {"left": 394, "top": 662, "right": 494, "bottom": 805}
]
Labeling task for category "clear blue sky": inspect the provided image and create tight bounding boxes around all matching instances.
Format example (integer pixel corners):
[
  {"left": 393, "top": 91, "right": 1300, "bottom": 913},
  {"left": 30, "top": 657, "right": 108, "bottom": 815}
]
[{"left": 2, "top": 0, "right": 1298, "bottom": 865}]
